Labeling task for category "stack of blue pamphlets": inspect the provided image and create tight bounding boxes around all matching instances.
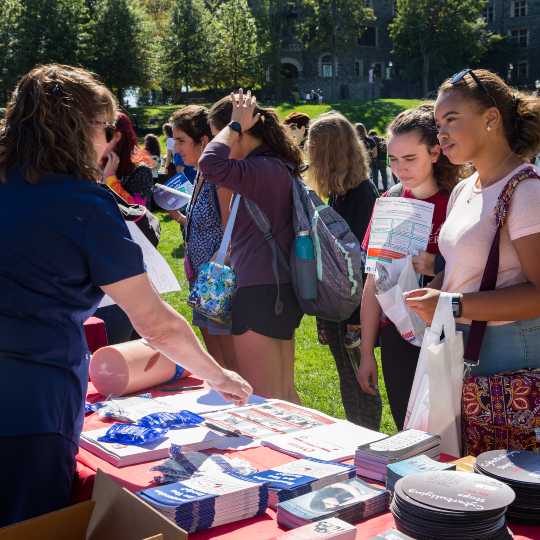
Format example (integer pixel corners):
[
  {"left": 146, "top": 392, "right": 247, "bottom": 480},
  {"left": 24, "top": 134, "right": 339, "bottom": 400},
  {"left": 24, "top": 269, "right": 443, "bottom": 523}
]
[
  {"left": 247, "top": 458, "right": 356, "bottom": 509},
  {"left": 277, "top": 477, "right": 389, "bottom": 529},
  {"left": 139, "top": 470, "right": 268, "bottom": 533},
  {"left": 355, "top": 429, "right": 441, "bottom": 482},
  {"left": 386, "top": 454, "right": 455, "bottom": 492}
]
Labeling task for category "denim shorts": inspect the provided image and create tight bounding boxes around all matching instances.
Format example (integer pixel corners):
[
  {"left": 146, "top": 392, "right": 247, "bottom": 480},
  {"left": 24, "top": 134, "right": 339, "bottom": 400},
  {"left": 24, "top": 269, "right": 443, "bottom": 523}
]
[
  {"left": 458, "top": 316, "right": 540, "bottom": 377},
  {"left": 192, "top": 309, "right": 231, "bottom": 336}
]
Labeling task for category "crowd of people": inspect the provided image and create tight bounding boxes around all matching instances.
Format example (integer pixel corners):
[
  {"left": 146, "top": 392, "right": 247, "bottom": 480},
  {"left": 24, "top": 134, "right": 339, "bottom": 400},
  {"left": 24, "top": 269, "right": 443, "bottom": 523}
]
[{"left": 0, "top": 62, "right": 539, "bottom": 527}]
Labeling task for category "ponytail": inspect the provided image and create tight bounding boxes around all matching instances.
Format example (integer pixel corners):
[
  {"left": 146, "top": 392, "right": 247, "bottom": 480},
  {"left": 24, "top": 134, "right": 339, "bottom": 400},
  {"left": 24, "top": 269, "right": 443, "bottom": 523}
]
[
  {"left": 512, "top": 93, "right": 540, "bottom": 159},
  {"left": 208, "top": 95, "right": 303, "bottom": 170}
]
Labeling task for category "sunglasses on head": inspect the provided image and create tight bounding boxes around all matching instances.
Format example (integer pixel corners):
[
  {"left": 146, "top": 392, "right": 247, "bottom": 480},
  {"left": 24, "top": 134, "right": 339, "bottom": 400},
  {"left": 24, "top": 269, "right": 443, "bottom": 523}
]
[
  {"left": 450, "top": 68, "right": 498, "bottom": 109},
  {"left": 91, "top": 120, "right": 116, "bottom": 143}
]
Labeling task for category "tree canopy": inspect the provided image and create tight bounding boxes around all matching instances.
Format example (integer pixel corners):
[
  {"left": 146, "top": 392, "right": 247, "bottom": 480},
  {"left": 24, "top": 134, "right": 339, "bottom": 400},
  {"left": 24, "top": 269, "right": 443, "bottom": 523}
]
[{"left": 389, "top": 0, "right": 499, "bottom": 96}]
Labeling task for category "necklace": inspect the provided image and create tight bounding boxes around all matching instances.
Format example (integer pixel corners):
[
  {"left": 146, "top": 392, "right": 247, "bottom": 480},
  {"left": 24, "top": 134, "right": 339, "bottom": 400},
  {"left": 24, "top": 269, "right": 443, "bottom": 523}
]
[{"left": 466, "top": 153, "right": 519, "bottom": 204}]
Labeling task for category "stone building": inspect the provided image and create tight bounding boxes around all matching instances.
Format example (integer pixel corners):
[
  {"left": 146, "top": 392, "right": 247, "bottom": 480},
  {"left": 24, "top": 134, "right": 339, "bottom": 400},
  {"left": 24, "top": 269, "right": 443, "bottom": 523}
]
[
  {"left": 484, "top": 0, "right": 540, "bottom": 90},
  {"left": 264, "top": 0, "right": 539, "bottom": 100},
  {"left": 273, "top": 0, "right": 396, "bottom": 100}
]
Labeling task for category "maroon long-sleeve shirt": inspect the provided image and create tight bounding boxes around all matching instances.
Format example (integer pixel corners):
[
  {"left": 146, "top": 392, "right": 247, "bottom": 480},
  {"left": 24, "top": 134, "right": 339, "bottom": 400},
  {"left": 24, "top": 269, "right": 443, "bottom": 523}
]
[{"left": 199, "top": 141, "right": 294, "bottom": 288}]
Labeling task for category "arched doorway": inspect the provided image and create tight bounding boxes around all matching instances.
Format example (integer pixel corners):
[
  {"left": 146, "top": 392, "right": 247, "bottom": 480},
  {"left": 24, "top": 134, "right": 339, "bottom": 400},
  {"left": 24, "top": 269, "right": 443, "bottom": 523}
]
[{"left": 280, "top": 62, "right": 299, "bottom": 80}]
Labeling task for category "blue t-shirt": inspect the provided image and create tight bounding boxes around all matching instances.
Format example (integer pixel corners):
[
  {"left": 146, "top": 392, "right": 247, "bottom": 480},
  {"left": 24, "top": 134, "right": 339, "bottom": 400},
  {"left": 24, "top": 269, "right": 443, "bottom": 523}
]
[{"left": 0, "top": 169, "right": 146, "bottom": 443}]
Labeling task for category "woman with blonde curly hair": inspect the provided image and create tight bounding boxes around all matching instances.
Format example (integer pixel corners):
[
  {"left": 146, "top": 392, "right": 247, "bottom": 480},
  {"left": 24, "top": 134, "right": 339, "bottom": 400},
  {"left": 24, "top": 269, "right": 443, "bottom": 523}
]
[{"left": 306, "top": 112, "right": 381, "bottom": 430}]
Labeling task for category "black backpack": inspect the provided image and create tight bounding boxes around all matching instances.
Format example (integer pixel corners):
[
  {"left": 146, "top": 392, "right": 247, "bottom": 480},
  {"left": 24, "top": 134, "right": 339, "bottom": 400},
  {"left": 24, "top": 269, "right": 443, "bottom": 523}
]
[{"left": 105, "top": 186, "right": 161, "bottom": 247}]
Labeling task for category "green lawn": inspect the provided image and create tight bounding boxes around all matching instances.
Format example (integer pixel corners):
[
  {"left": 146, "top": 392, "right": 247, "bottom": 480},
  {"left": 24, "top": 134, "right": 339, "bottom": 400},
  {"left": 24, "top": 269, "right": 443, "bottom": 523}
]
[
  {"left": 156, "top": 212, "right": 397, "bottom": 436},
  {"left": 131, "top": 98, "right": 423, "bottom": 140}
]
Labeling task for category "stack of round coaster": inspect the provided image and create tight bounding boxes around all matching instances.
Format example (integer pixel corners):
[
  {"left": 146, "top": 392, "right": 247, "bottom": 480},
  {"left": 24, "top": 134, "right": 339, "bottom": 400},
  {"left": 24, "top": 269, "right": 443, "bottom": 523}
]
[
  {"left": 475, "top": 450, "right": 540, "bottom": 524},
  {"left": 391, "top": 471, "right": 515, "bottom": 540}
]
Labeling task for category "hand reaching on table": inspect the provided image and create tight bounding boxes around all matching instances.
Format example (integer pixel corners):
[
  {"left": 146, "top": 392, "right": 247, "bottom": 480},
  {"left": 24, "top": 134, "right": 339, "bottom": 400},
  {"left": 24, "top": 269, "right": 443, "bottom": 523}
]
[{"left": 208, "top": 368, "right": 253, "bottom": 406}]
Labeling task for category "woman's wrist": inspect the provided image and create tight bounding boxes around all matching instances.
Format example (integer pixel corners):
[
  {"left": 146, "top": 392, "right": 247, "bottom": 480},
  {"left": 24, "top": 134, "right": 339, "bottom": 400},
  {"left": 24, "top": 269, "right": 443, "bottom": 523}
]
[
  {"left": 359, "top": 346, "right": 376, "bottom": 362},
  {"left": 205, "top": 364, "right": 227, "bottom": 387}
]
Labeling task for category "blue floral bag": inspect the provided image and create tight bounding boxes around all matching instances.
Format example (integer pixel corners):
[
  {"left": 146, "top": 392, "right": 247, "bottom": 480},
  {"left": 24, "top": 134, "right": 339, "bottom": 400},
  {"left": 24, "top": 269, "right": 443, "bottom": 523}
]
[{"left": 187, "top": 195, "right": 240, "bottom": 324}]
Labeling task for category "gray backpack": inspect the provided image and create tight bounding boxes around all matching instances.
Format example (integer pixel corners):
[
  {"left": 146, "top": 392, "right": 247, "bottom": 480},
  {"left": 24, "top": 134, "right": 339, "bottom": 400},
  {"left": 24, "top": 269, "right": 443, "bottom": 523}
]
[{"left": 245, "top": 173, "right": 364, "bottom": 322}]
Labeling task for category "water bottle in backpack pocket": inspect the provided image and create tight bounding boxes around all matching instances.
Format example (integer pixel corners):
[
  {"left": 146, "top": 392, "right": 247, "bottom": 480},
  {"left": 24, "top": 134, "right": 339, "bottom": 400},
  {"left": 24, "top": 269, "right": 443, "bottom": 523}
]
[{"left": 294, "top": 230, "right": 317, "bottom": 300}]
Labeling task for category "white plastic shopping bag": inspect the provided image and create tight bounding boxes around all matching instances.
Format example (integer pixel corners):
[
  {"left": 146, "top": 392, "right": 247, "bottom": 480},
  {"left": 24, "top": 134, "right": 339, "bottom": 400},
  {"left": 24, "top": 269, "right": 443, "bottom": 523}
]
[
  {"left": 404, "top": 293, "right": 464, "bottom": 456},
  {"left": 376, "top": 256, "right": 426, "bottom": 346}
]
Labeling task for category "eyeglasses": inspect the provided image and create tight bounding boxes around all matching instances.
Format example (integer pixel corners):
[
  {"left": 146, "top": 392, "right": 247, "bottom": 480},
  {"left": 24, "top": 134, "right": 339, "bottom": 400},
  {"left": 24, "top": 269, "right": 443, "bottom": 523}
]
[
  {"left": 450, "top": 68, "right": 498, "bottom": 109},
  {"left": 91, "top": 120, "right": 116, "bottom": 143}
]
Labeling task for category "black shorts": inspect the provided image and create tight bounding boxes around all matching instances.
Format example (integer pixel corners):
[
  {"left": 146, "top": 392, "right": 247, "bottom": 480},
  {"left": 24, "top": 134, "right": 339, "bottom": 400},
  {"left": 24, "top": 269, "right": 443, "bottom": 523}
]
[{"left": 232, "top": 284, "right": 303, "bottom": 340}]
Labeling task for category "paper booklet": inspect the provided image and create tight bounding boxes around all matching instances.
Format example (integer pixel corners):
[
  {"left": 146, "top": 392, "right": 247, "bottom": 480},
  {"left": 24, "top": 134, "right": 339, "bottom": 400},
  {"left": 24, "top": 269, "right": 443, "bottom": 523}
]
[
  {"left": 99, "top": 221, "right": 180, "bottom": 307},
  {"left": 356, "top": 429, "right": 440, "bottom": 461},
  {"left": 139, "top": 470, "right": 268, "bottom": 533},
  {"left": 79, "top": 425, "right": 252, "bottom": 467},
  {"left": 355, "top": 429, "right": 441, "bottom": 482},
  {"left": 202, "top": 400, "right": 337, "bottom": 440},
  {"left": 270, "top": 517, "right": 357, "bottom": 539},
  {"left": 91, "top": 390, "right": 267, "bottom": 423},
  {"left": 152, "top": 450, "right": 257, "bottom": 484},
  {"left": 365, "top": 197, "right": 434, "bottom": 277},
  {"left": 277, "top": 477, "right": 389, "bottom": 529},
  {"left": 262, "top": 420, "right": 387, "bottom": 462},
  {"left": 386, "top": 454, "right": 455, "bottom": 492},
  {"left": 248, "top": 458, "right": 356, "bottom": 509}
]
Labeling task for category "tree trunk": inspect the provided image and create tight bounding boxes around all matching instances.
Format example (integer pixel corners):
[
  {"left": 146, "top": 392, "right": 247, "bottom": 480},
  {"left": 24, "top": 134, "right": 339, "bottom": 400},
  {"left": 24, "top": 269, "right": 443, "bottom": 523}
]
[
  {"left": 422, "top": 52, "right": 430, "bottom": 97},
  {"left": 331, "top": 0, "right": 337, "bottom": 101},
  {"left": 116, "top": 87, "right": 125, "bottom": 106}
]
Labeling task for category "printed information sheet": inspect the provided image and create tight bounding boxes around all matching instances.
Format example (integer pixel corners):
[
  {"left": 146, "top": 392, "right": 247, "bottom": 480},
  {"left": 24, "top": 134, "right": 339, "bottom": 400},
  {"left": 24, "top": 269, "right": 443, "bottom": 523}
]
[
  {"left": 99, "top": 221, "right": 180, "bottom": 307},
  {"left": 365, "top": 197, "right": 435, "bottom": 277}
]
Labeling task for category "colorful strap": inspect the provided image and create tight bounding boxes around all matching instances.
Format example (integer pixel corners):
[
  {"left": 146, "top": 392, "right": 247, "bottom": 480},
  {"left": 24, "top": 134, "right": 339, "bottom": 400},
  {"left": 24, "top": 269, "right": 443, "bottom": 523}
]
[
  {"left": 464, "top": 166, "right": 540, "bottom": 365},
  {"left": 215, "top": 194, "right": 240, "bottom": 266}
]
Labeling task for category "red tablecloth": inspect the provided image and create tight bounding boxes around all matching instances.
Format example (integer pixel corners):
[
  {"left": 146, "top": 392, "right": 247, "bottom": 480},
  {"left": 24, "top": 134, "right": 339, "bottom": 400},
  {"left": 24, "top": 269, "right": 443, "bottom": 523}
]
[
  {"left": 76, "top": 383, "right": 540, "bottom": 540},
  {"left": 83, "top": 316, "right": 108, "bottom": 353}
]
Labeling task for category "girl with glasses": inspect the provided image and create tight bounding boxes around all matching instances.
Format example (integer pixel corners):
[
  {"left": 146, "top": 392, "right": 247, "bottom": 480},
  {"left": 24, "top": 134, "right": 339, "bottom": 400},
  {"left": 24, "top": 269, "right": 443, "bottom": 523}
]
[{"left": 0, "top": 64, "right": 252, "bottom": 526}]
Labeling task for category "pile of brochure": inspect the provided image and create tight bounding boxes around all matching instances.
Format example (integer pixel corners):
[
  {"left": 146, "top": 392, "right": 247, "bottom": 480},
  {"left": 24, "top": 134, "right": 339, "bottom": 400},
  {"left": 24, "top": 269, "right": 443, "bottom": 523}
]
[
  {"left": 138, "top": 470, "right": 268, "bottom": 533},
  {"left": 277, "top": 477, "right": 389, "bottom": 529},
  {"left": 355, "top": 429, "right": 441, "bottom": 482},
  {"left": 151, "top": 449, "right": 257, "bottom": 484},
  {"left": 386, "top": 454, "right": 455, "bottom": 492},
  {"left": 270, "top": 517, "right": 357, "bottom": 539},
  {"left": 263, "top": 421, "right": 387, "bottom": 462},
  {"left": 247, "top": 458, "right": 356, "bottom": 509}
]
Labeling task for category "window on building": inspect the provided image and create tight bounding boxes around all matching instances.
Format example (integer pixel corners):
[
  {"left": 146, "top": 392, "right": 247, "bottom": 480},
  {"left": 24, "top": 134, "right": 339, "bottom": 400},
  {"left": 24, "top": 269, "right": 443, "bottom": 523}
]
[
  {"left": 321, "top": 54, "right": 334, "bottom": 78},
  {"left": 392, "top": 1, "right": 398, "bottom": 16},
  {"left": 510, "top": 28, "right": 529, "bottom": 47},
  {"left": 354, "top": 60, "right": 363, "bottom": 78},
  {"left": 511, "top": 0, "right": 527, "bottom": 17},
  {"left": 517, "top": 60, "right": 529, "bottom": 80},
  {"left": 364, "top": 0, "right": 373, "bottom": 6},
  {"left": 483, "top": 2, "right": 494, "bottom": 22},
  {"left": 358, "top": 26, "right": 377, "bottom": 47},
  {"left": 372, "top": 63, "right": 383, "bottom": 79}
]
